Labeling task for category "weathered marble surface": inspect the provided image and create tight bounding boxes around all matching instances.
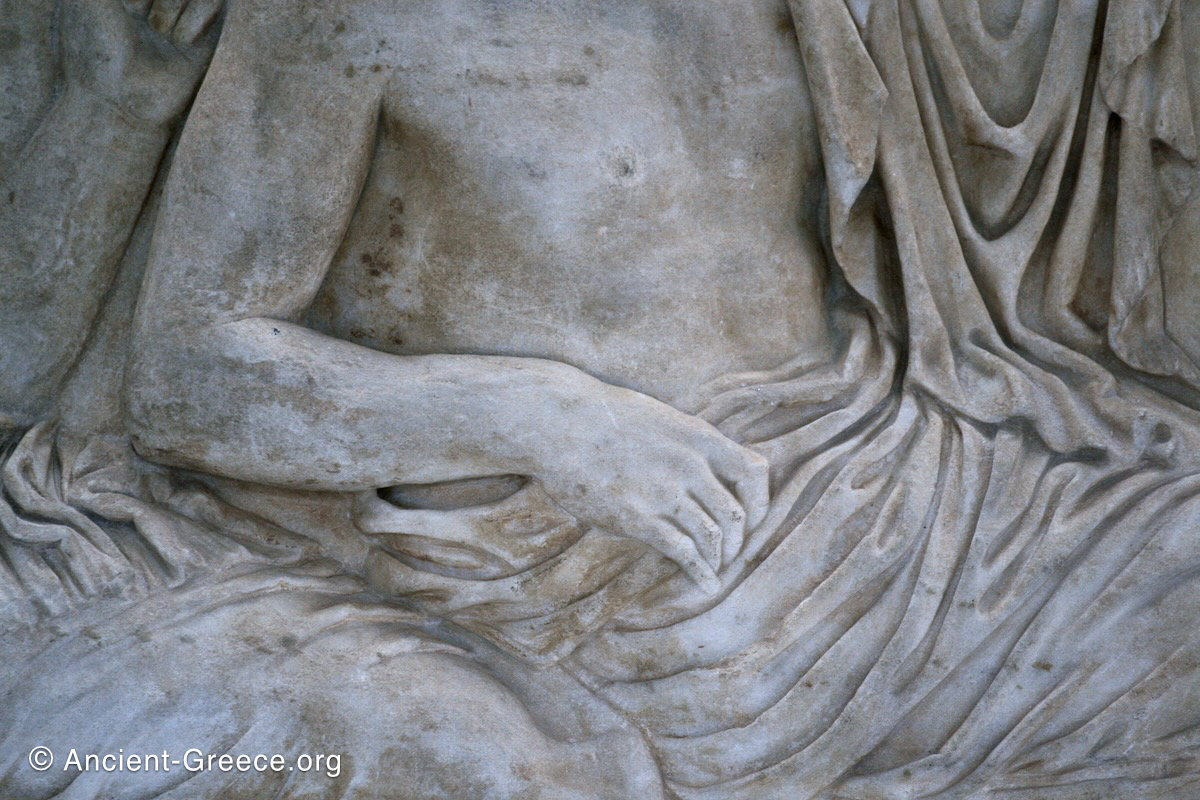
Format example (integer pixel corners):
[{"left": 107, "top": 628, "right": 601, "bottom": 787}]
[{"left": 2, "top": 1, "right": 1200, "bottom": 797}]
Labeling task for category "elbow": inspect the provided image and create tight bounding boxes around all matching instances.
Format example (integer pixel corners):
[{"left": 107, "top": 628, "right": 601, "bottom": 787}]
[
  {"left": 123, "top": 328, "right": 213, "bottom": 468},
  {"left": 124, "top": 345, "right": 182, "bottom": 465}
]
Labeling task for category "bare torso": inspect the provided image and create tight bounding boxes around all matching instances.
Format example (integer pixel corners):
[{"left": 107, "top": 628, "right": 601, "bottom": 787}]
[{"left": 307, "top": 0, "right": 829, "bottom": 409}]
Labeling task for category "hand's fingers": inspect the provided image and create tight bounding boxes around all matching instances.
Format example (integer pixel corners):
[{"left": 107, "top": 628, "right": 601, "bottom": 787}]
[
  {"left": 147, "top": 0, "right": 187, "bottom": 35},
  {"left": 123, "top": 0, "right": 153, "bottom": 17},
  {"left": 174, "top": 0, "right": 223, "bottom": 45},
  {"left": 695, "top": 426, "right": 755, "bottom": 478},
  {"left": 704, "top": 439, "right": 770, "bottom": 532},
  {"left": 734, "top": 453, "right": 771, "bottom": 531},
  {"left": 642, "top": 518, "right": 720, "bottom": 593},
  {"left": 691, "top": 476, "right": 746, "bottom": 566},
  {"left": 674, "top": 496, "right": 723, "bottom": 572}
]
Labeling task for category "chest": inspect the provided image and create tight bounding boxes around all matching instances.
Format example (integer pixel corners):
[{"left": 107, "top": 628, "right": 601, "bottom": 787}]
[{"left": 341, "top": 0, "right": 809, "bottom": 184}]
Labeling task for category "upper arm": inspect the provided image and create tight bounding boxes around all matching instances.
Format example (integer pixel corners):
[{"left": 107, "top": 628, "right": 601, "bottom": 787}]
[{"left": 135, "top": 0, "right": 382, "bottom": 337}]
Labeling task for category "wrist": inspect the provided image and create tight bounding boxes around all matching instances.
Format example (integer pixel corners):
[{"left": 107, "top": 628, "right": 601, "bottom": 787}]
[{"left": 465, "top": 357, "right": 610, "bottom": 474}]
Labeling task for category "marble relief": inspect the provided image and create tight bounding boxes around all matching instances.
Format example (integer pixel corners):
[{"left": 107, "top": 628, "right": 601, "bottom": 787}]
[{"left": 2, "top": 1, "right": 1200, "bottom": 797}]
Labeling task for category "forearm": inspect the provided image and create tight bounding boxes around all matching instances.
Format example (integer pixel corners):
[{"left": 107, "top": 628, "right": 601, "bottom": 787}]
[
  {"left": 0, "top": 87, "right": 169, "bottom": 421},
  {"left": 127, "top": 318, "right": 605, "bottom": 490}
]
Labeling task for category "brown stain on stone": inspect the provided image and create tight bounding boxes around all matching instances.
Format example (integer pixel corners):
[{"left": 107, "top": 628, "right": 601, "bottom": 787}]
[
  {"left": 555, "top": 71, "right": 589, "bottom": 87},
  {"left": 466, "top": 68, "right": 511, "bottom": 88}
]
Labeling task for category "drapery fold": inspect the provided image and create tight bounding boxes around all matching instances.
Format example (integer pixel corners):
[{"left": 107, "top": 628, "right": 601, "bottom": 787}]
[{"left": 786, "top": 0, "right": 1200, "bottom": 461}]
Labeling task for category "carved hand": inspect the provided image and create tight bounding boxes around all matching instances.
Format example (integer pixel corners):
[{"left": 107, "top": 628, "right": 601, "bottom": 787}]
[
  {"left": 61, "top": 0, "right": 223, "bottom": 126},
  {"left": 534, "top": 382, "right": 770, "bottom": 592}
]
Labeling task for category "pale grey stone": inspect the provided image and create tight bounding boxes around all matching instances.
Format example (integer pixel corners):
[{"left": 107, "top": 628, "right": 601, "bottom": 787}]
[{"left": 2, "top": 1, "right": 1200, "bottom": 797}]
